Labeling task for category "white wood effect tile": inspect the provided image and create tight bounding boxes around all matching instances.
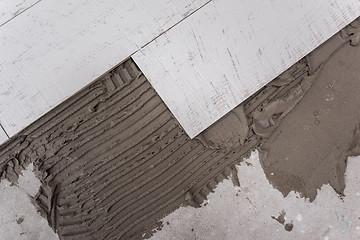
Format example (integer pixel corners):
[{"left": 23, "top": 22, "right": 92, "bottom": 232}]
[
  {"left": 0, "top": 126, "right": 8, "bottom": 145},
  {"left": 133, "top": 0, "right": 360, "bottom": 138},
  {"left": 0, "top": 0, "right": 209, "bottom": 137},
  {"left": 0, "top": 0, "right": 40, "bottom": 26}
]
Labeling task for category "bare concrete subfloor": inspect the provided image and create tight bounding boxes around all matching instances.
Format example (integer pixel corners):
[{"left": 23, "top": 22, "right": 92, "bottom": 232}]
[{"left": 1, "top": 151, "right": 360, "bottom": 240}]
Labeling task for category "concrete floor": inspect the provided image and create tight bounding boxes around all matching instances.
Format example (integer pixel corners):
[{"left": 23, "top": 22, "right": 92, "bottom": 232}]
[
  {"left": 150, "top": 151, "right": 360, "bottom": 240},
  {"left": 0, "top": 164, "right": 58, "bottom": 240},
  {"left": 1, "top": 151, "right": 359, "bottom": 240}
]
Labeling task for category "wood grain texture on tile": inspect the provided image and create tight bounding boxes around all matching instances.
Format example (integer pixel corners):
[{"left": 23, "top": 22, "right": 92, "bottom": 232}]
[
  {"left": 0, "top": 0, "right": 209, "bottom": 137},
  {"left": 0, "top": 0, "right": 40, "bottom": 26},
  {"left": 133, "top": 0, "right": 360, "bottom": 138}
]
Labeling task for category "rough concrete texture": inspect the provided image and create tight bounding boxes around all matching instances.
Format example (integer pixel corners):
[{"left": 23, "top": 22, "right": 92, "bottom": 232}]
[
  {"left": 151, "top": 151, "right": 360, "bottom": 240},
  {"left": 0, "top": 164, "right": 59, "bottom": 240}
]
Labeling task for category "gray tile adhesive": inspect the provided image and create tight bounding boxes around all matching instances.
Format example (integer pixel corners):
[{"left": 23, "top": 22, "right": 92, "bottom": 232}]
[{"left": 0, "top": 17, "right": 360, "bottom": 239}]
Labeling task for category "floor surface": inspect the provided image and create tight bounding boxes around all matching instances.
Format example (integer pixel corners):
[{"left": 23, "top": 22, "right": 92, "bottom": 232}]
[{"left": 1, "top": 152, "right": 359, "bottom": 240}]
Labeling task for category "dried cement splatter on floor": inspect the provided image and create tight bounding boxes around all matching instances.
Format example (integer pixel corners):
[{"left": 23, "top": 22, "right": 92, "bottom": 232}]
[
  {"left": 0, "top": 18, "right": 359, "bottom": 239},
  {"left": 149, "top": 151, "right": 360, "bottom": 240}
]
